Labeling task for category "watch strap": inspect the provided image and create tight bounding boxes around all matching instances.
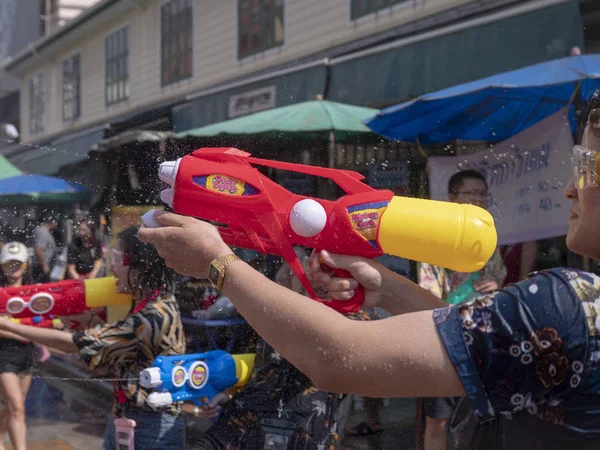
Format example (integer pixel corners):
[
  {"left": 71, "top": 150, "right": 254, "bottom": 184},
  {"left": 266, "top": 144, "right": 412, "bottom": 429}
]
[{"left": 209, "top": 253, "right": 241, "bottom": 290}]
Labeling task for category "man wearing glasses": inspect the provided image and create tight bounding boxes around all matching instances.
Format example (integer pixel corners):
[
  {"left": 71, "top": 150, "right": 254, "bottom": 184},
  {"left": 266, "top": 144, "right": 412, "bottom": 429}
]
[{"left": 418, "top": 170, "right": 507, "bottom": 450}]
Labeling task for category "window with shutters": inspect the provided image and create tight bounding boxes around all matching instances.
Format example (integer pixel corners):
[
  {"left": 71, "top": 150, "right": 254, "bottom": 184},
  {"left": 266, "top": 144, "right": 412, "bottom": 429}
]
[
  {"left": 238, "top": 0, "right": 284, "bottom": 60},
  {"left": 161, "top": 0, "right": 193, "bottom": 86},
  {"left": 105, "top": 26, "right": 129, "bottom": 105}
]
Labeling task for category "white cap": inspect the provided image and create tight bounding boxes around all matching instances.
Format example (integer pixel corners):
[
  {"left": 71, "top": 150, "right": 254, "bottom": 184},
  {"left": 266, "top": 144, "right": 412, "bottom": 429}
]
[{"left": 0, "top": 242, "right": 28, "bottom": 264}]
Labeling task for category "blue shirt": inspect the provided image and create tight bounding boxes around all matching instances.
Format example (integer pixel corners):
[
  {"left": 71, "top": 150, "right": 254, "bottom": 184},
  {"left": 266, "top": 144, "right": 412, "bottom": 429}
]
[{"left": 435, "top": 268, "right": 600, "bottom": 444}]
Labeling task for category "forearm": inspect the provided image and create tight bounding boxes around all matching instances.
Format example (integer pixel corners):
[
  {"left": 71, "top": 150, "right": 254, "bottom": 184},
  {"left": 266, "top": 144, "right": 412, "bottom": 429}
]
[
  {"left": 379, "top": 270, "right": 447, "bottom": 315},
  {"left": 67, "top": 265, "right": 79, "bottom": 279},
  {"left": 0, "top": 329, "right": 31, "bottom": 342},
  {"left": 2, "top": 321, "right": 78, "bottom": 353},
  {"left": 222, "top": 260, "right": 358, "bottom": 383},
  {"left": 222, "top": 261, "right": 464, "bottom": 398},
  {"left": 89, "top": 260, "right": 103, "bottom": 278},
  {"left": 35, "top": 248, "right": 48, "bottom": 269}
]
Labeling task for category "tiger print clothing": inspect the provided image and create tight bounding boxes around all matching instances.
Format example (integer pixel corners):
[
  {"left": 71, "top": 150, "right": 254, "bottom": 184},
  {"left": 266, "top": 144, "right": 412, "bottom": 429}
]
[{"left": 73, "top": 295, "right": 186, "bottom": 417}]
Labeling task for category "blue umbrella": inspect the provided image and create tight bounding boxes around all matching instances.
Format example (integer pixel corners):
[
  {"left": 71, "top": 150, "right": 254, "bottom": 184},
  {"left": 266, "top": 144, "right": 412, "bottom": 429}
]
[
  {"left": 365, "top": 54, "right": 600, "bottom": 145},
  {"left": 0, "top": 174, "right": 88, "bottom": 205}
]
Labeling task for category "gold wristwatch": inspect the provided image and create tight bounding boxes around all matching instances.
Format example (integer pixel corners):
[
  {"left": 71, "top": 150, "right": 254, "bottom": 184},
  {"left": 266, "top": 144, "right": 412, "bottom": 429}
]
[{"left": 208, "top": 253, "right": 241, "bottom": 291}]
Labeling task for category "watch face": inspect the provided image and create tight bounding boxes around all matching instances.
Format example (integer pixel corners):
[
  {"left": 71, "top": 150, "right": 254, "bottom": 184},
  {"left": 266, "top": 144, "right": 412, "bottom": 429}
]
[{"left": 208, "top": 265, "right": 220, "bottom": 285}]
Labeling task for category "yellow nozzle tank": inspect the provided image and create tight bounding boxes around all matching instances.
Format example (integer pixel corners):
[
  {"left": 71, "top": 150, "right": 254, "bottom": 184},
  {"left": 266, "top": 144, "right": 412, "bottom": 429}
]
[
  {"left": 378, "top": 196, "right": 497, "bottom": 272},
  {"left": 232, "top": 354, "right": 256, "bottom": 386},
  {"left": 84, "top": 277, "right": 133, "bottom": 308}
]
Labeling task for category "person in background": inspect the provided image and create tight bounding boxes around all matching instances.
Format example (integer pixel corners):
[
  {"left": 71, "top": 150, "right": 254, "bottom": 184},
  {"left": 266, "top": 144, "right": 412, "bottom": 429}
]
[
  {"left": 67, "top": 218, "right": 103, "bottom": 280},
  {"left": 418, "top": 169, "right": 507, "bottom": 450},
  {"left": 32, "top": 213, "right": 57, "bottom": 283},
  {"left": 0, "top": 227, "right": 186, "bottom": 450},
  {"left": 0, "top": 242, "right": 35, "bottom": 450},
  {"left": 190, "top": 247, "right": 379, "bottom": 450}
]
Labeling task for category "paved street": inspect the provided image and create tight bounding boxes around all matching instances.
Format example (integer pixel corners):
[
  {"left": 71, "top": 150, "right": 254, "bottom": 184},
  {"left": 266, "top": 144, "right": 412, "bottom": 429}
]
[
  {"left": 342, "top": 398, "right": 418, "bottom": 450},
  {"left": 13, "top": 363, "right": 419, "bottom": 450},
  {"left": 6, "top": 370, "right": 108, "bottom": 449}
]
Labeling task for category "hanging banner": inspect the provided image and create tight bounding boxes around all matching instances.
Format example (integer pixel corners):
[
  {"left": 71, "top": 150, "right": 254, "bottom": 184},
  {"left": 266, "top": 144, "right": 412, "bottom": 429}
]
[{"left": 428, "top": 108, "right": 573, "bottom": 246}]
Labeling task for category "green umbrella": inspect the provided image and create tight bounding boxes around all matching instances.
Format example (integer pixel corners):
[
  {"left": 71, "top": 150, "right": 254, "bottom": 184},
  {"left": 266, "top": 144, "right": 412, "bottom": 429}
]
[
  {"left": 0, "top": 155, "right": 23, "bottom": 179},
  {"left": 176, "top": 99, "right": 381, "bottom": 143}
]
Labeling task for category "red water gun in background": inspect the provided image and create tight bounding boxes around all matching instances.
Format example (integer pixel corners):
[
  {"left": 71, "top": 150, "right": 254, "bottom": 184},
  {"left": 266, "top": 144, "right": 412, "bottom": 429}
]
[
  {"left": 0, "top": 277, "right": 131, "bottom": 319},
  {"left": 2, "top": 315, "right": 62, "bottom": 328},
  {"left": 157, "top": 148, "right": 497, "bottom": 314}
]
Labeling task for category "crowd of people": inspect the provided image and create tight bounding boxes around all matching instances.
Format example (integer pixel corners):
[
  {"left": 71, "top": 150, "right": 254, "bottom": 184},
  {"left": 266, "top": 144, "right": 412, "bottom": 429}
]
[
  {"left": 0, "top": 99, "right": 598, "bottom": 450},
  {"left": 0, "top": 213, "right": 110, "bottom": 450}
]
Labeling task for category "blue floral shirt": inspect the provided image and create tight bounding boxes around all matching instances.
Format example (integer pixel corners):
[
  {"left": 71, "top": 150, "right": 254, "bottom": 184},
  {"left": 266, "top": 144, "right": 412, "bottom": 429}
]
[{"left": 435, "top": 268, "right": 600, "bottom": 439}]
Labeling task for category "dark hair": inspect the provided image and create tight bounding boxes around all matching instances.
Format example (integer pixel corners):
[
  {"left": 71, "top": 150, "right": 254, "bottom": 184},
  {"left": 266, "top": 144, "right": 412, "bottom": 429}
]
[
  {"left": 448, "top": 169, "right": 488, "bottom": 195},
  {"left": 580, "top": 89, "right": 600, "bottom": 129},
  {"left": 39, "top": 211, "right": 57, "bottom": 225},
  {"left": 118, "top": 226, "right": 175, "bottom": 306}
]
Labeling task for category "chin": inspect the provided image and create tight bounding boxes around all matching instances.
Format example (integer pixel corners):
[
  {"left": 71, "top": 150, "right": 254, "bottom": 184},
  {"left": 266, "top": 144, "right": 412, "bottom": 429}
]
[
  {"left": 566, "top": 232, "right": 581, "bottom": 255},
  {"left": 567, "top": 231, "right": 599, "bottom": 260}
]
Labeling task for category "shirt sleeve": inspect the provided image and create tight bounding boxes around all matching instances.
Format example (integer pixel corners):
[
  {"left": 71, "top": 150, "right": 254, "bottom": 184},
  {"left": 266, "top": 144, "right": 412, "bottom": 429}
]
[
  {"left": 433, "top": 268, "right": 593, "bottom": 423},
  {"left": 72, "top": 314, "right": 144, "bottom": 369}
]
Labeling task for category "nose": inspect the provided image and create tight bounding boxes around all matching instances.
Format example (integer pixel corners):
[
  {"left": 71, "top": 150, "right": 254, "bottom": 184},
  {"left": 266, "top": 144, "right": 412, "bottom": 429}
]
[{"left": 564, "top": 177, "right": 578, "bottom": 200}]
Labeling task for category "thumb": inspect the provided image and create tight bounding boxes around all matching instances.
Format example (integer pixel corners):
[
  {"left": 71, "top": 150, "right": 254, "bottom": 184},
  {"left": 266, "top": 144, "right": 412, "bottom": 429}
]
[
  {"left": 319, "top": 250, "right": 359, "bottom": 272},
  {"left": 209, "top": 392, "right": 228, "bottom": 407},
  {"left": 153, "top": 211, "right": 190, "bottom": 227}
]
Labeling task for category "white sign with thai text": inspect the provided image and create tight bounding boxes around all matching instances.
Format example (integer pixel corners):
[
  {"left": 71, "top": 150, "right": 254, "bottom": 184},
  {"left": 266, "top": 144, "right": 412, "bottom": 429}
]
[{"left": 427, "top": 108, "right": 573, "bottom": 245}]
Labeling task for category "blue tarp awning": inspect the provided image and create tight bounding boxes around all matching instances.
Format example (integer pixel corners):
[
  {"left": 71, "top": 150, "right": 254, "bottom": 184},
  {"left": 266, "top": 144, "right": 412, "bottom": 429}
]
[{"left": 365, "top": 54, "right": 600, "bottom": 144}]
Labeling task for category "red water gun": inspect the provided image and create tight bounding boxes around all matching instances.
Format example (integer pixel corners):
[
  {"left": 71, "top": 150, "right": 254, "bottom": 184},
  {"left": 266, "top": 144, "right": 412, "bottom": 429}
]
[
  {"left": 157, "top": 148, "right": 497, "bottom": 314},
  {"left": 3, "top": 315, "right": 62, "bottom": 328},
  {"left": 0, "top": 277, "right": 132, "bottom": 319}
]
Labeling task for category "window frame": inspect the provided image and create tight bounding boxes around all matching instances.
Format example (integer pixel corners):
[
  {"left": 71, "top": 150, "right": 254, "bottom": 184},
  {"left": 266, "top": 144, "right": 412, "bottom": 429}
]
[
  {"left": 237, "top": 0, "right": 286, "bottom": 61},
  {"left": 29, "top": 71, "right": 45, "bottom": 135},
  {"left": 349, "top": 0, "right": 412, "bottom": 23},
  {"left": 62, "top": 52, "right": 82, "bottom": 123},
  {"left": 160, "top": 0, "right": 194, "bottom": 87},
  {"left": 105, "top": 25, "right": 130, "bottom": 106}
]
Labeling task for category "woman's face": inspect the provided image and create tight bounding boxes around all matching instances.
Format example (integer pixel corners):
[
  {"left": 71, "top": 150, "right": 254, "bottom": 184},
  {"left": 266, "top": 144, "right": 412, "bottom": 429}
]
[
  {"left": 111, "top": 240, "right": 131, "bottom": 294},
  {"left": 77, "top": 222, "right": 92, "bottom": 240},
  {"left": 565, "top": 123, "right": 600, "bottom": 260},
  {"left": 2, "top": 260, "right": 27, "bottom": 279}
]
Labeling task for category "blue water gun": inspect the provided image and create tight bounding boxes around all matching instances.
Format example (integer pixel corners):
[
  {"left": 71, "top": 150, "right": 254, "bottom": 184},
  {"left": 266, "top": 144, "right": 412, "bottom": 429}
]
[{"left": 139, "top": 350, "right": 255, "bottom": 409}]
